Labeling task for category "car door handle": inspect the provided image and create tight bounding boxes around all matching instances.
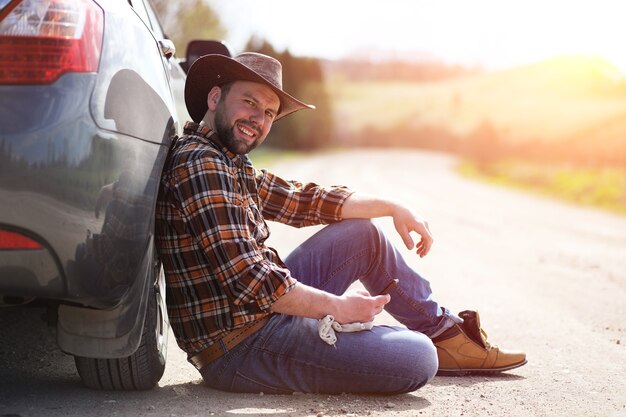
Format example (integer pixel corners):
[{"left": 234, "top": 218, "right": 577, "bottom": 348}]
[{"left": 158, "top": 39, "right": 176, "bottom": 60}]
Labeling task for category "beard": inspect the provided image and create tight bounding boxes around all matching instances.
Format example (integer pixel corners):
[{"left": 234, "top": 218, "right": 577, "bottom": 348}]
[{"left": 214, "top": 101, "right": 262, "bottom": 155}]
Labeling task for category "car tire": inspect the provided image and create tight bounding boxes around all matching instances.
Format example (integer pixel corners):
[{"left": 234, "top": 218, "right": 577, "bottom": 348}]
[{"left": 73, "top": 263, "right": 168, "bottom": 390}]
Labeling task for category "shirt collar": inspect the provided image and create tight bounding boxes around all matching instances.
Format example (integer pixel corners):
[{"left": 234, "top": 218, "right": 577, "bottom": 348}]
[{"left": 183, "top": 121, "right": 252, "bottom": 168}]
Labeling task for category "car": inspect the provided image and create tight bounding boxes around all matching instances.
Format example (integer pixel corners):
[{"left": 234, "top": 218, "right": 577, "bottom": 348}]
[{"left": 0, "top": 0, "right": 229, "bottom": 390}]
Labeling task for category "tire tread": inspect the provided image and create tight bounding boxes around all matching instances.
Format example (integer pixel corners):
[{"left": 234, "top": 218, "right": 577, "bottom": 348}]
[{"left": 74, "top": 283, "right": 167, "bottom": 390}]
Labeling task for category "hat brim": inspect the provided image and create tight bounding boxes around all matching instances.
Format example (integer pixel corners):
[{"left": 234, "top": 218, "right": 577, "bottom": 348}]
[{"left": 184, "top": 54, "right": 315, "bottom": 123}]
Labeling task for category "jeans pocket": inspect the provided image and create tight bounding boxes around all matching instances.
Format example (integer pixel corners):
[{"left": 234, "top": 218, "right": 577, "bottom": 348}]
[{"left": 231, "top": 371, "right": 292, "bottom": 394}]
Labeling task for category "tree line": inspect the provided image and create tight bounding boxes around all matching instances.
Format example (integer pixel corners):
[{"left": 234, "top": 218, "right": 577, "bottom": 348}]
[
  {"left": 150, "top": 1, "right": 625, "bottom": 167},
  {"left": 151, "top": 0, "right": 333, "bottom": 150}
]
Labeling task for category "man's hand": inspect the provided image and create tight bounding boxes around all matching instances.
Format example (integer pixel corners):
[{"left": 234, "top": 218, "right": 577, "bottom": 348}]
[
  {"left": 271, "top": 284, "right": 390, "bottom": 324},
  {"left": 341, "top": 193, "right": 434, "bottom": 258},
  {"left": 334, "top": 288, "right": 390, "bottom": 324},
  {"left": 391, "top": 204, "right": 433, "bottom": 258}
]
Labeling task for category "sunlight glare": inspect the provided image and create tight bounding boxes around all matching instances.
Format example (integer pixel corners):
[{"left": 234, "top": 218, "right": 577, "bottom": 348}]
[{"left": 212, "top": 0, "right": 626, "bottom": 73}]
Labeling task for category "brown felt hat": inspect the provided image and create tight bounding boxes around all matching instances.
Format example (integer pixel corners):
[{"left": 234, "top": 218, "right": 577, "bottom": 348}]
[{"left": 184, "top": 52, "right": 315, "bottom": 123}]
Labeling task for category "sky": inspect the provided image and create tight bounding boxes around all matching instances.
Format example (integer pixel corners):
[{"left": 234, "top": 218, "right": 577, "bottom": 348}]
[{"left": 207, "top": 0, "right": 626, "bottom": 73}]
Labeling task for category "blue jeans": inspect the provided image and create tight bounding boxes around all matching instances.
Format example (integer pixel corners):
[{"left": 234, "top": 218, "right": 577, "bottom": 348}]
[{"left": 200, "top": 219, "right": 459, "bottom": 394}]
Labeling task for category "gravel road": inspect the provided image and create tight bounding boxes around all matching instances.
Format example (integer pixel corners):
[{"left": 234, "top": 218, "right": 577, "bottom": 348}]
[{"left": 1, "top": 149, "right": 625, "bottom": 417}]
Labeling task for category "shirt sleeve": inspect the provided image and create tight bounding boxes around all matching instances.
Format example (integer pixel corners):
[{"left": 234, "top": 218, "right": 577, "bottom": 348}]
[
  {"left": 256, "top": 168, "right": 354, "bottom": 227},
  {"left": 170, "top": 153, "right": 296, "bottom": 311}
]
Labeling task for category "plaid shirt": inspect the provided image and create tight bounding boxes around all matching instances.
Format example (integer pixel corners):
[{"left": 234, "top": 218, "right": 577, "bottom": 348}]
[{"left": 156, "top": 122, "right": 353, "bottom": 355}]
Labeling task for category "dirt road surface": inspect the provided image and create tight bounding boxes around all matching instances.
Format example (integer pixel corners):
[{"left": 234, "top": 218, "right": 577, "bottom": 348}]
[{"left": 1, "top": 149, "right": 625, "bottom": 417}]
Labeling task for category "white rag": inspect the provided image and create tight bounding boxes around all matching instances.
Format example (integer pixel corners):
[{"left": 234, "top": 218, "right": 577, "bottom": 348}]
[{"left": 317, "top": 315, "right": 374, "bottom": 346}]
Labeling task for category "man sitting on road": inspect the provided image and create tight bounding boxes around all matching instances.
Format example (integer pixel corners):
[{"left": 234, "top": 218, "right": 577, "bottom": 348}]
[{"left": 155, "top": 52, "right": 526, "bottom": 394}]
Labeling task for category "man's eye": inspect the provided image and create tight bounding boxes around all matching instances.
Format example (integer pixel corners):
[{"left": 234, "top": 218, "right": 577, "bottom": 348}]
[
  {"left": 245, "top": 100, "right": 254, "bottom": 106},
  {"left": 265, "top": 111, "right": 275, "bottom": 119}
]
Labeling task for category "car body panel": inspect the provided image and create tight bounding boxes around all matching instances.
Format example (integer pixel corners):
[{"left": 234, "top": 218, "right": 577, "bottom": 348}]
[
  {"left": 90, "top": 0, "right": 179, "bottom": 145},
  {"left": 0, "top": 0, "right": 179, "bottom": 357},
  {"left": 0, "top": 72, "right": 169, "bottom": 308},
  {"left": 57, "top": 238, "right": 157, "bottom": 358}
]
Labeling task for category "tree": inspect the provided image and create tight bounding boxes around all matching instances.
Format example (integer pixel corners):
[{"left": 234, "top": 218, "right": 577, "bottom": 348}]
[
  {"left": 149, "top": 0, "right": 177, "bottom": 32},
  {"left": 150, "top": 0, "right": 226, "bottom": 58},
  {"left": 245, "top": 38, "right": 335, "bottom": 150}
]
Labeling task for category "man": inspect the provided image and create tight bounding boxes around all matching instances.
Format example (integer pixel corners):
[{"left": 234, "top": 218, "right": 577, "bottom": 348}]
[{"left": 156, "top": 52, "right": 526, "bottom": 394}]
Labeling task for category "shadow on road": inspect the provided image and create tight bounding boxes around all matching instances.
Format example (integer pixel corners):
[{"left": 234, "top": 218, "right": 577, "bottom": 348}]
[
  {"left": 0, "top": 305, "right": 432, "bottom": 416},
  {"left": 432, "top": 373, "right": 526, "bottom": 387}
]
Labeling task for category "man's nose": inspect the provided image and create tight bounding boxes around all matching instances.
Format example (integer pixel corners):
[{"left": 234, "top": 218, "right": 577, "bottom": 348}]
[{"left": 248, "top": 109, "right": 264, "bottom": 128}]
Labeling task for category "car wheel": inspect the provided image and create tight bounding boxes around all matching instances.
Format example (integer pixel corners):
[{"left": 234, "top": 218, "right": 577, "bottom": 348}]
[{"left": 73, "top": 262, "right": 168, "bottom": 390}]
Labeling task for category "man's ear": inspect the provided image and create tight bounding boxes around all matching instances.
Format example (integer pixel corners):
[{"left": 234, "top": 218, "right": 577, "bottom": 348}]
[{"left": 207, "top": 86, "right": 222, "bottom": 112}]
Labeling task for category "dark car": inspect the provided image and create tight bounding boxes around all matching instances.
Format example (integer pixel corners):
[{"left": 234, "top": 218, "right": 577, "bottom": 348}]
[{"left": 0, "top": 0, "right": 229, "bottom": 390}]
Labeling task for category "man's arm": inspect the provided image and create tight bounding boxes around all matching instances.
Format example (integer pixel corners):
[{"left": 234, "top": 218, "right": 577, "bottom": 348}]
[
  {"left": 272, "top": 193, "right": 431, "bottom": 323},
  {"left": 341, "top": 193, "right": 433, "bottom": 258},
  {"left": 270, "top": 282, "right": 390, "bottom": 324},
  {"left": 257, "top": 168, "right": 353, "bottom": 227}
]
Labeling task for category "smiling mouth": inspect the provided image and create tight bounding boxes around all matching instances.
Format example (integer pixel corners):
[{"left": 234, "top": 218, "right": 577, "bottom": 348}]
[{"left": 237, "top": 122, "right": 258, "bottom": 139}]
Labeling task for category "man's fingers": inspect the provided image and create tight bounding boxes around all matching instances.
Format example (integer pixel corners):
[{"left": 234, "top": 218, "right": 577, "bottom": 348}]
[
  {"left": 400, "top": 227, "right": 415, "bottom": 250},
  {"left": 415, "top": 235, "right": 433, "bottom": 257},
  {"left": 371, "top": 295, "right": 390, "bottom": 317},
  {"left": 395, "top": 212, "right": 433, "bottom": 255},
  {"left": 373, "top": 294, "right": 391, "bottom": 306},
  {"left": 417, "top": 222, "right": 433, "bottom": 255}
]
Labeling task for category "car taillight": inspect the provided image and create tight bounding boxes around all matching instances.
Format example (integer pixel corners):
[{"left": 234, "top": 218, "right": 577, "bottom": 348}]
[
  {"left": 0, "top": 230, "right": 43, "bottom": 250},
  {"left": 0, "top": 0, "right": 103, "bottom": 85}
]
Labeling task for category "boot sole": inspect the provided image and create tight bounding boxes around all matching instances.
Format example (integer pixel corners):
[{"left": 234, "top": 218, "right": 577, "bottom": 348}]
[{"left": 436, "top": 359, "right": 528, "bottom": 376}]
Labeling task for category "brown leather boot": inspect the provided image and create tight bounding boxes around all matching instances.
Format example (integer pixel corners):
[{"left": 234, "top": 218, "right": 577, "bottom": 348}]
[{"left": 433, "top": 310, "right": 527, "bottom": 375}]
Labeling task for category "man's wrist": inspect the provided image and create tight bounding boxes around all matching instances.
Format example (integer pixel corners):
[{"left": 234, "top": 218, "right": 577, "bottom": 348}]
[{"left": 342, "top": 193, "right": 401, "bottom": 219}]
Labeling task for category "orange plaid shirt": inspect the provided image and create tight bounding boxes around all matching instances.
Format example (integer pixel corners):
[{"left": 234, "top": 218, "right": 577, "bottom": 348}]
[{"left": 155, "top": 122, "right": 352, "bottom": 355}]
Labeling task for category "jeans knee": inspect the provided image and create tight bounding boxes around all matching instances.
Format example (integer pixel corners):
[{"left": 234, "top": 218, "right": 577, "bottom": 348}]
[
  {"left": 334, "top": 219, "right": 388, "bottom": 247},
  {"left": 421, "top": 340, "right": 439, "bottom": 384},
  {"left": 374, "top": 331, "right": 438, "bottom": 394},
  {"left": 337, "top": 218, "right": 378, "bottom": 236},
  {"left": 401, "top": 336, "right": 438, "bottom": 392}
]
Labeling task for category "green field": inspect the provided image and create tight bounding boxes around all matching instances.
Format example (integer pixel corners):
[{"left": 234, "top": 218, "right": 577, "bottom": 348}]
[
  {"left": 328, "top": 56, "right": 626, "bottom": 146},
  {"left": 459, "top": 159, "right": 626, "bottom": 214},
  {"left": 327, "top": 56, "right": 626, "bottom": 214}
]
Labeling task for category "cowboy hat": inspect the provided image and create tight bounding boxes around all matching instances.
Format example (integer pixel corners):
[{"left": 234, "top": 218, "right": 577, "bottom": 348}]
[{"left": 184, "top": 52, "right": 315, "bottom": 123}]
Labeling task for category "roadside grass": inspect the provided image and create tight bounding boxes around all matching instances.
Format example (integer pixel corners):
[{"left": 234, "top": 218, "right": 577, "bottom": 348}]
[
  {"left": 250, "top": 148, "right": 626, "bottom": 215},
  {"left": 458, "top": 158, "right": 626, "bottom": 215},
  {"left": 248, "top": 147, "right": 304, "bottom": 167},
  {"left": 327, "top": 57, "right": 626, "bottom": 144}
]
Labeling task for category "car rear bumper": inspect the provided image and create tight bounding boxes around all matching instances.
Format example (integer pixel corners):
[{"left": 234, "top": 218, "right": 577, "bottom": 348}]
[
  {"left": 0, "top": 242, "right": 64, "bottom": 299},
  {"left": 0, "top": 73, "right": 167, "bottom": 309}
]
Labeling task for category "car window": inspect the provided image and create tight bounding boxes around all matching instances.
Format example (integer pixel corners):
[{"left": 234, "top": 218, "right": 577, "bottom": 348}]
[
  {"left": 130, "top": 0, "right": 165, "bottom": 40},
  {"left": 143, "top": 0, "right": 166, "bottom": 40},
  {"left": 129, "top": 0, "right": 152, "bottom": 30}
]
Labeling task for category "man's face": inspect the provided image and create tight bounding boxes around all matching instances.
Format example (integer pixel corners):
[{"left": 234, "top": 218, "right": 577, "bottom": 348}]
[{"left": 213, "top": 81, "right": 280, "bottom": 155}]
